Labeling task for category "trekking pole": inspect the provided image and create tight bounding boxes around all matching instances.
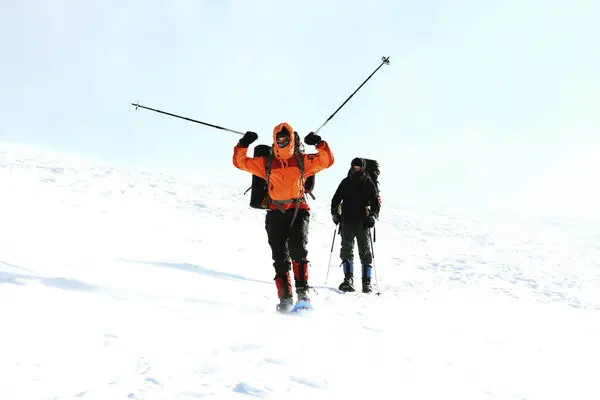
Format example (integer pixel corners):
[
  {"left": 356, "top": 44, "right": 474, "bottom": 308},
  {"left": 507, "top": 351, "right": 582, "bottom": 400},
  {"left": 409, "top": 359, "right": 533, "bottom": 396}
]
[
  {"left": 131, "top": 101, "right": 245, "bottom": 135},
  {"left": 324, "top": 225, "right": 338, "bottom": 284},
  {"left": 313, "top": 56, "right": 390, "bottom": 135},
  {"left": 369, "top": 228, "right": 382, "bottom": 296}
]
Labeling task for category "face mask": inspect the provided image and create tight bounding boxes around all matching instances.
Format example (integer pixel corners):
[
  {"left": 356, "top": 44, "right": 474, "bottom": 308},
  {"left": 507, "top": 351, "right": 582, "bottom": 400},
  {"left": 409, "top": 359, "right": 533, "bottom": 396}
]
[{"left": 276, "top": 131, "right": 290, "bottom": 148}]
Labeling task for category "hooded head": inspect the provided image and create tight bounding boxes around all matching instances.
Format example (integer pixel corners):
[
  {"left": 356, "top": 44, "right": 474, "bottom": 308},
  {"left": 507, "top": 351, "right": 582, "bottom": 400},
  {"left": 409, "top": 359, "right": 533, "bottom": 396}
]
[
  {"left": 349, "top": 157, "right": 366, "bottom": 179},
  {"left": 272, "top": 122, "right": 295, "bottom": 160},
  {"left": 351, "top": 157, "right": 365, "bottom": 170}
]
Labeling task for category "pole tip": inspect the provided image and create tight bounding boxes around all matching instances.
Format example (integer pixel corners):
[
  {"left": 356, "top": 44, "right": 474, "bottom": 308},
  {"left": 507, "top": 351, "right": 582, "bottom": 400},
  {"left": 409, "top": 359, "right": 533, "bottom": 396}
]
[
  {"left": 132, "top": 101, "right": 140, "bottom": 110},
  {"left": 381, "top": 56, "right": 390, "bottom": 65}
]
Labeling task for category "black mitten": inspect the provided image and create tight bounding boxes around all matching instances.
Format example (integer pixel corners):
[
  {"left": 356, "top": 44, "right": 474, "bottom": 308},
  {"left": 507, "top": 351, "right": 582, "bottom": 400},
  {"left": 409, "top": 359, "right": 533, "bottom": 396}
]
[
  {"left": 364, "top": 216, "right": 375, "bottom": 228},
  {"left": 332, "top": 214, "right": 342, "bottom": 225},
  {"left": 239, "top": 131, "right": 258, "bottom": 148},
  {"left": 304, "top": 132, "right": 322, "bottom": 146}
]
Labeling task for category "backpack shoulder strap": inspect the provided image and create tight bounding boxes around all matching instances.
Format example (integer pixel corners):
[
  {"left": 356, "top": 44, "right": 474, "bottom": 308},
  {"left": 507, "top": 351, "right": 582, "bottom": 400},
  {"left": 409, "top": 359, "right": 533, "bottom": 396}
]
[
  {"left": 294, "top": 153, "right": 316, "bottom": 200},
  {"left": 265, "top": 150, "right": 274, "bottom": 190},
  {"left": 294, "top": 152, "right": 304, "bottom": 174},
  {"left": 294, "top": 152, "right": 305, "bottom": 190},
  {"left": 294, "top": 152, "right": 315, "bottom": 199}
]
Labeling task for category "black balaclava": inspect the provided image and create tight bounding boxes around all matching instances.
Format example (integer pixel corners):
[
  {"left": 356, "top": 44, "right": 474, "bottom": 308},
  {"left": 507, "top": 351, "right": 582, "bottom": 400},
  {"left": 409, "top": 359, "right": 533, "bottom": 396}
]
[{"left": 350, "top": 157, "right": 365, "bottom": 180}]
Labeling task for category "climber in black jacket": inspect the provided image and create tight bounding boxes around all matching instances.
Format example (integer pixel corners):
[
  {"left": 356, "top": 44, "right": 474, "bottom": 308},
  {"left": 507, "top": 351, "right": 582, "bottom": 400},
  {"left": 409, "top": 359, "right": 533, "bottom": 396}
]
[{"left": 330, "top": 157, "right": 381, "bottom": 293}]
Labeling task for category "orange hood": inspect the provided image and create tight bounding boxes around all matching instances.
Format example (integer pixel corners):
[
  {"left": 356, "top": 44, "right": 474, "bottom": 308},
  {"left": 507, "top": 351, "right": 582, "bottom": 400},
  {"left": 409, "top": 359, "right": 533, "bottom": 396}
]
[{"left": 272, "top": 122, "right": 295, "bottom": 160}]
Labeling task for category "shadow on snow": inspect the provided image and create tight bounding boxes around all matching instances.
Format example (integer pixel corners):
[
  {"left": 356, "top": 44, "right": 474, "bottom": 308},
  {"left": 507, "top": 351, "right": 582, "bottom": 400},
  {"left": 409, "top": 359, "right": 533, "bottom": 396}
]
[
  {"left": 0, "top": 261, "right": 101, "bottom": 293},
  {"left": 120, "top": 259, "right": 340, "bottom": 294}
]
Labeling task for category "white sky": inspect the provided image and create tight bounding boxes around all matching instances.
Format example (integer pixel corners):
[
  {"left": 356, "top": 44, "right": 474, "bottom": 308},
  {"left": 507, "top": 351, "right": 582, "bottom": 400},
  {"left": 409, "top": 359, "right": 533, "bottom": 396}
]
[{"left": 1, "top": 0, "right": 598, "bottom": 218}]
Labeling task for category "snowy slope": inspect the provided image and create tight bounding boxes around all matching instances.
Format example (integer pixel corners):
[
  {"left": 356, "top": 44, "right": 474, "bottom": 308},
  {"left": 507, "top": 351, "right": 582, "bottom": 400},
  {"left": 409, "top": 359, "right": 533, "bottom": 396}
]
[{"left": 1, "top": 142, "right": 599, "bottom": 399}]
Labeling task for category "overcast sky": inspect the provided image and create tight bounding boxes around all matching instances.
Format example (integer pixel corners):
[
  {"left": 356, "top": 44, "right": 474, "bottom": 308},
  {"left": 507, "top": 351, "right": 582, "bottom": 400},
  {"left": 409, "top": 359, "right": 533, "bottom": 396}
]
[{"left": 1, "top": 0, "right": 598, "bottom": 219}]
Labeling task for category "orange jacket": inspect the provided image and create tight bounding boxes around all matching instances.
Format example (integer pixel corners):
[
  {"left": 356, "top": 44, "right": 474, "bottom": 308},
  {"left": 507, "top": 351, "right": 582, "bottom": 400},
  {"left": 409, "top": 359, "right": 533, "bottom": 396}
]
[{"left": 233, "top": 123, "right": 334, "bottom": 211}]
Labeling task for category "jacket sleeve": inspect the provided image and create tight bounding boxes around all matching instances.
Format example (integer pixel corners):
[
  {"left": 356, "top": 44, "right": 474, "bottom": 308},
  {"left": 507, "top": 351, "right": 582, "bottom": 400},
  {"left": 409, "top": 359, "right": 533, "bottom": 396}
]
[
  {"left": 232, "top": 144, "right": 267, "bottom": 179},
  {"left": 303, "top": 140, "right": 334, "bottom": 177},
  {"left": 367, "top": 178, "right": 381, "bottom": 218},
  {"left": 330, "top": 180, "right": 344, "bottom": 215}
]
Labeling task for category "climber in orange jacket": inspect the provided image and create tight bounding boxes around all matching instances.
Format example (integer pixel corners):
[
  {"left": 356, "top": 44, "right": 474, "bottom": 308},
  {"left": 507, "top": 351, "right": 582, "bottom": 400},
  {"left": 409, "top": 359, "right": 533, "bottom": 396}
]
[{"left": 233, "top": 122, "right": 334, "bottom": 312}]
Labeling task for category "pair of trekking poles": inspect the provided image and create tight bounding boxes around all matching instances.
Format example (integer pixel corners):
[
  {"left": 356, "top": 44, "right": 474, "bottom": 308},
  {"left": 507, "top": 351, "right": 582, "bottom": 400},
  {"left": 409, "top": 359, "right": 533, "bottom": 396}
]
[
  {"left": 324, "top": 223, "right": 381, "bottom": 296},
  {"left": 131, "top": 56, "right": 390, "bottom": 138}
]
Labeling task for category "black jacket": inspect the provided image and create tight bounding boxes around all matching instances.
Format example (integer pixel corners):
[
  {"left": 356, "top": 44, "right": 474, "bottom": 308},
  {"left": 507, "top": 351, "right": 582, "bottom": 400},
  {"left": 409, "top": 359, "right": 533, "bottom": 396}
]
[{"left": 331, "top": 161, "right": 380, "bottom": 221}]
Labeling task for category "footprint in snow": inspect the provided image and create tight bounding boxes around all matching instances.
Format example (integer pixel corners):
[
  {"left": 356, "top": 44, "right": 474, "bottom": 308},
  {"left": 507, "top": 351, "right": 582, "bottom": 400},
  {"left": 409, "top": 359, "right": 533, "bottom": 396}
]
[
  {"left": 289, "top": 376, "right": 328, "bottom": 389},
  {"left": 233, "top": 382, "right": 270, "bottom": 398},
  {"left": 263, "top": 357, "right": 285, "bottom": 365},
  {"left": 362, "top": 325, "right": 382, "bottom": 333},
  {"left": 229, "top": 343, "right": 261, "bottom": 352}
]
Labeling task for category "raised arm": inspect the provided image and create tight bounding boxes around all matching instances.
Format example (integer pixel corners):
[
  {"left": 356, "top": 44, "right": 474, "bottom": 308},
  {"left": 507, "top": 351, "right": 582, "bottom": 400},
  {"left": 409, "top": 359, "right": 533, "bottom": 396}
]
[
  {"left": 302, "top": 133, "right": 334, "bottom": 176},
  {"left": 232, "top": 131, "right": 267, "bottom": 179}
]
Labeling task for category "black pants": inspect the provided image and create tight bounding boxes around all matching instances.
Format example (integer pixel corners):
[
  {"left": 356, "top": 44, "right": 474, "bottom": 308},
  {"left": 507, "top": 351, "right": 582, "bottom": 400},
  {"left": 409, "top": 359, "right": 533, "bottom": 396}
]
[
  {"left": 339, "top": 218, "right": 372, "bottom": 265},
  {"left": 265, "top": 208, "right": 310, "bottom": 279}
]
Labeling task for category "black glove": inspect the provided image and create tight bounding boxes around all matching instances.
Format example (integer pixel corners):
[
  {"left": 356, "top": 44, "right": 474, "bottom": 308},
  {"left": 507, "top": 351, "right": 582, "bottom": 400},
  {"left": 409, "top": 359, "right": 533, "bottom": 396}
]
[
  {"left": 332, "top": 214, "right": 341, "bottom": 225},
  {"left": 364, "top": 215, "right": 375, "bottom": 228},
  {"left": 304, "top": 132, "right": 322, "bottom": 146},
  {"left": 238, "top": 131, "right": 258, "bottom": 148}
]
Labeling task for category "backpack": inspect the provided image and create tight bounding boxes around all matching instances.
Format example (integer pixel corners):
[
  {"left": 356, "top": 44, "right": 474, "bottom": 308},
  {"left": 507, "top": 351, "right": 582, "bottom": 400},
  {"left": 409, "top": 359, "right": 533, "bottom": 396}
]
[
  {"left": 347, "top": 157, "right": 380, "bottom": 194},
  {"left": 364, "top": 158, "right": 380, "bottom": 194},
  {"left": 247, "top": 144, "right": 316, "bottom": 210}
]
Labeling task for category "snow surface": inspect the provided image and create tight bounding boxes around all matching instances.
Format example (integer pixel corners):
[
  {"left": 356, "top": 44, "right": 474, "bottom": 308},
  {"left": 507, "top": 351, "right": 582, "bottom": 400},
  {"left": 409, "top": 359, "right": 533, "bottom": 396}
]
[{"left": 1, "top": 142, "right": 599, "bottom": 399}]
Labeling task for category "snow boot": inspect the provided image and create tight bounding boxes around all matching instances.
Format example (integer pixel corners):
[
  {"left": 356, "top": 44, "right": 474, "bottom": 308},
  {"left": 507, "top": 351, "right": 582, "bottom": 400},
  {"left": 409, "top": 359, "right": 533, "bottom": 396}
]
[
  {"left": 275, "top": 272, "right": 293, "bottom": 312},
  {"left": 361, "top": 264, "right": 373, "bottom": 293},
  {"left": 362, "top": 278, "right": 372, "bottom": 293},
  {"left": 276, "top": 297, "right": 294, "bottom": 313},
  {"left": 338, "top": 260, "right": 355, "bottom": 292},
  {"left": 339, "top": 274, "right": 355, "bottom": 292},
  {"left": 296, "top": 286, "right": 310, "bottom": 302}
]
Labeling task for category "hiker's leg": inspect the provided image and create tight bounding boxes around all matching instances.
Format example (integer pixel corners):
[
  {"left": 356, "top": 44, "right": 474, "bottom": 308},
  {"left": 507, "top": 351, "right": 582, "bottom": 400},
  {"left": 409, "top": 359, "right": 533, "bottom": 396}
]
[
  {"left": 338, "top": 219, "right": 358, "bottom": 291},
  {"left": 265, "top": 210, "right": 292, "bottom": 300},
  {"left": 356, "top": 221, "right": 374, "bottom": 293},
  {"left": 288, "top": 209, "right": 310, "bottom": 299},
  {"left": 339, "top": 219, "right": 357, "bottom": 265}
]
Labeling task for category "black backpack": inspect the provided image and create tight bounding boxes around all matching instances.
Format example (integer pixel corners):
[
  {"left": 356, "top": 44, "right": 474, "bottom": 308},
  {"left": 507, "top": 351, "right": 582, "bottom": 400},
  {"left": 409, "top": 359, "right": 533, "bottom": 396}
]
[{"left": 247, "top": 144, "right": 315, "bottom": 210}]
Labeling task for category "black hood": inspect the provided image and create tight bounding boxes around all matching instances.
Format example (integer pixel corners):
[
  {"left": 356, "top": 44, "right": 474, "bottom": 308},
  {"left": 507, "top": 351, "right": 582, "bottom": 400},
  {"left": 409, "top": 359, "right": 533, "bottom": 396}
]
[
  {"left": 348, "top": 157, "right": 367, "bottom": 179},
  {"left": 351, "top": 157, "right": 366, "bottom": 169}
]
